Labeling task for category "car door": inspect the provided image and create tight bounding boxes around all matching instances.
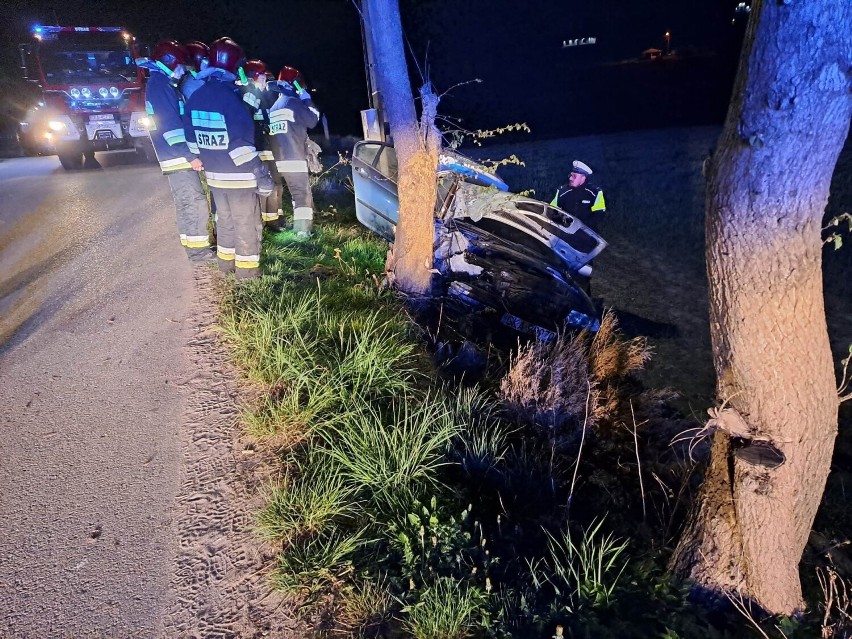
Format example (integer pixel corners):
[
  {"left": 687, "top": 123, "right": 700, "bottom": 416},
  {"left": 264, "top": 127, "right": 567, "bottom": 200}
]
[{"left": 352, "top": 141, "right": 399, "bottom": 242}]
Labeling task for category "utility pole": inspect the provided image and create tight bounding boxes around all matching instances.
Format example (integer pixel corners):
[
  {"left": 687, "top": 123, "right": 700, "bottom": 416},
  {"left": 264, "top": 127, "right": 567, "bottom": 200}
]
[{"left": 358, "top": 0, "right": 386, "bottom": 141}]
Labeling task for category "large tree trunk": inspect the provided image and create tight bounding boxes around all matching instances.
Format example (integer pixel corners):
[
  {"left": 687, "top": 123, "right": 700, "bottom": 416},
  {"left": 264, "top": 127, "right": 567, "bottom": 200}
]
[
  {"left": 671, "top": 1, "right": 851, "bottom": 615},
  {"left": 363, "top": 0, "right": 439, "bottom": 295}
]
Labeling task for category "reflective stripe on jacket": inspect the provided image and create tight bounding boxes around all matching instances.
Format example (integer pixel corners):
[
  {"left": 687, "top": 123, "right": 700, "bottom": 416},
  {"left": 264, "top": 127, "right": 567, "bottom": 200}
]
[{"left": 144, "top": 71, "right": 193, "bottom": 173}]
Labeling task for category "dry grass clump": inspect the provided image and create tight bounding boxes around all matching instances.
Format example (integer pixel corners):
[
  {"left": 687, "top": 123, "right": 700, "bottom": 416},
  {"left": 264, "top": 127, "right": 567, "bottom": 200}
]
[{"left": 499, "top": 310, "right": 651, "bottom": 436}]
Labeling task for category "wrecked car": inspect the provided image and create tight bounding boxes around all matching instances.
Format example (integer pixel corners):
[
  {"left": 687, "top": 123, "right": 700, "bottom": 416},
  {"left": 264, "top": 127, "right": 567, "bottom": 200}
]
[{"left": 351, "top": 141, "right": 607, "bottom": 336}]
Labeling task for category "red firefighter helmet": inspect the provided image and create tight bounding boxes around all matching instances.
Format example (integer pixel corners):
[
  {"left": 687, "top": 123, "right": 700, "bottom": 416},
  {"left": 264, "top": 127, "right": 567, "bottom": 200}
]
[
  {"left": 208, "top": 37, "right": 245, "bottom": 75},
  {"left": 244, "top": 60, "right": 267, "bottom": 81},
  {"left": 277, "top": 65, "right": 303, "bottom": 85},
  {"left": 152, "top": 40, "right": 189, "bottom": 71},
  {"left": 184, "top": 41, "right": 209, "bottom": 72}
]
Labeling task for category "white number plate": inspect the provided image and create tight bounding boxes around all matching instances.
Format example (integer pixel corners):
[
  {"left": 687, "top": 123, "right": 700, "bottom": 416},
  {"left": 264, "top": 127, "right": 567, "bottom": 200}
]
[{"left": 89, "top": 114, "right": 115, "bottom": 122}]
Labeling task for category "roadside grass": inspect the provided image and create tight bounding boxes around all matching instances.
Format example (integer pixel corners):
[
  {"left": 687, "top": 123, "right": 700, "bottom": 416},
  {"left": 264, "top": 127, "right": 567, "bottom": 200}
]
[
  {"left": 214, "top": 138, "right": 847, "bottom": 638},
  {"left": 215, "top": 200, "right": 741, "bottom": 637}
]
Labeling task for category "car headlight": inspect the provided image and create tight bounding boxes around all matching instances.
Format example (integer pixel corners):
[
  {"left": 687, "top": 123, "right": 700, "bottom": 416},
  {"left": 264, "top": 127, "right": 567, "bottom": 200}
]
[
  {"left": 81, "top": 87, "right": 92, "bottom": 98},
  {"left": 48, "top": 120, "right": 67, "bottom": 132}
]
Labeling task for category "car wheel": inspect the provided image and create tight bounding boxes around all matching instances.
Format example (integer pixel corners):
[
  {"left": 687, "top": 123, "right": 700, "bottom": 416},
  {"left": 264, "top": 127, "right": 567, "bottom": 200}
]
[{"left": 58, "top": 152, "right": 84, "bottom": 170}]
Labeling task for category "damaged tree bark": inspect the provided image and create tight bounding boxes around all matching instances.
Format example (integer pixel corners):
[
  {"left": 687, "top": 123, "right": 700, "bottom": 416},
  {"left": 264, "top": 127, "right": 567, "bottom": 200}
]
[
  {"left": 671, "top": 1, "right": 851, "bottom": 615},
  {"left": 362, "top": 0, "right": 440, "bottom": 295}
]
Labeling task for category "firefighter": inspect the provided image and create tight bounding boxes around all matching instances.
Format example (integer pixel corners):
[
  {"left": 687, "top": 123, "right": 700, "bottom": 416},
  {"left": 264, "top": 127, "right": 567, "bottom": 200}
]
[
  {"left": 550, "top": 160, "right": 606, "bottom": 232},
  {"left": 140, "top": 40, "right": 213, "bottom": 263},
  {"left": 186, "top": 37, "right": 273, "bottom": 280},
  {"left": 181, "top": 41, "right": 209, "bottom": 101},
  {"left": 241, "top": 60, "right": 283, "bottom": 228},
  {"left": 268, "top": 66, "right": 321, "bottom": 236}
]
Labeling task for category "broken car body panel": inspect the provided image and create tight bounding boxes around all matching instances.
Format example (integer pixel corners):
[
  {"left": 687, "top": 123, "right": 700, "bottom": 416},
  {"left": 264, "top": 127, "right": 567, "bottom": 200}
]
[{"left": 352, "top": 141, "right": 607, "bottom": 333}]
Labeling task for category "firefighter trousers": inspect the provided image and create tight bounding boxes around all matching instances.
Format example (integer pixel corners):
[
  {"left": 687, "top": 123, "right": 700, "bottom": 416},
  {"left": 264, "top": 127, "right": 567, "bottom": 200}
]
[
  {"left": 281, "top": 169, "right": 314, "bottom": 234},
  {"left": 166, "top": 169, "right": 211, "bottom": 260},
  {"left": 260, "top": 160, "right": 284, "bottom": 223},
  {"left": 210, "top": 187, "right": 263, "bottom": 280}
]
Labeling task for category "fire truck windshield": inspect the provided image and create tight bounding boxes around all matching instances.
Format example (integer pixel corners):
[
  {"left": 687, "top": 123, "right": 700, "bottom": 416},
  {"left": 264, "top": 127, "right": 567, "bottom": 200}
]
[{"left": 41, "top": 48, "right": 136, "bottom": 84}]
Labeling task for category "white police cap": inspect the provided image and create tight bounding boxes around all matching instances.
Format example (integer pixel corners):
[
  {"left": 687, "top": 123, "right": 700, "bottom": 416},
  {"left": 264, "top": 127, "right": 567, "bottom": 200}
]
[{"left": 571, "top": 160, "right": 593, "bottom": 176}]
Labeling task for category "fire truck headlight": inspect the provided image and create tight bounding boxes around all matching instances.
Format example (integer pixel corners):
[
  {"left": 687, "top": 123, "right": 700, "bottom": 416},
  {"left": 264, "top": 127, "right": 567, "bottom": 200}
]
[
  {"left": 70, "top": 88, "right": 81, "bottom": 98},
  {"left": 98, "top": 87, "right": 109, "bottom": 98},
  {"left": 138, "top": 116, "right": 152, "bottom": 129},
  {"left": 109, "top": 86, "right": 120, "bottom": 97},
  {"left": 81, "top": 88, "right": 92, "bottom": 98},
  {"left": 48, "top": 120, "right": 68, "bottom": 132}
]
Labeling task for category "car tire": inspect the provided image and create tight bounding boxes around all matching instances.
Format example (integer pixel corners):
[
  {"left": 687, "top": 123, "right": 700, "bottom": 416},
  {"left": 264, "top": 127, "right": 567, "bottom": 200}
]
[{"left": 58, "top": 152, "right": 84, "bottom": 170}]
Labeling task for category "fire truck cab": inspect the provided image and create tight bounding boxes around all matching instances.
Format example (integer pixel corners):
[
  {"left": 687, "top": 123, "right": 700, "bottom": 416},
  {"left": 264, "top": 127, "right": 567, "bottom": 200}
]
[{"left": 20, "top": 25, "right": 153, "bottom": 169}]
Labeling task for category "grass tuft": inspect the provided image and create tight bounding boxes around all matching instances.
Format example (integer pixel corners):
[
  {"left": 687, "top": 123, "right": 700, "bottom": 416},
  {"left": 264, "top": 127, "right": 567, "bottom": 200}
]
[
  {"left": 257, "top": 467, "right": 357, "bottom": 544},
  {"left": 273, "top": 527, "right": 367, "bottom": 597},
  {"left": 400, "top": 577, "right": 486, "bottom": 639},
  {"left": 315, "top": 393, "right": 460, "bottom": 516}
]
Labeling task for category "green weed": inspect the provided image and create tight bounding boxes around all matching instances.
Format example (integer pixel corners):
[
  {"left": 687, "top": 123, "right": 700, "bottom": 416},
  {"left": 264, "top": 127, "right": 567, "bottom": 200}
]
[
  {"left": 257, "top": 467, "right": 357, "bottom": 544},
  {"left": 400, "top": 577, "right": 486, "bottom": 639},
  {"left": 315, "top": 394, "right": 459, "bottom": 515},
  {"left": 527, "top": 518, "right": 629, "bottom": 612},
  {"left": 273, "top": 527, "right": 368, "bottom": 597}
]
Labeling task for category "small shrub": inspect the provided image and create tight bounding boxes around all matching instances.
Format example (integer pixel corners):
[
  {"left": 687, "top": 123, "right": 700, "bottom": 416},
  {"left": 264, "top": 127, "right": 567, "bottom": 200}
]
[
  {"left": 401, "top": 577, "right": 486, "bottom": 639},
  {"left": 499, "top": 310, "right": 650, "bottom": 440}
]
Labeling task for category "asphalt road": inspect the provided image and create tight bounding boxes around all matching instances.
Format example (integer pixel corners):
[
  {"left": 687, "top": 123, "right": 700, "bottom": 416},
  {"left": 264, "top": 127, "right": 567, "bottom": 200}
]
[{"left": 0, "top": 152, "right": 194, "bottom": 637}]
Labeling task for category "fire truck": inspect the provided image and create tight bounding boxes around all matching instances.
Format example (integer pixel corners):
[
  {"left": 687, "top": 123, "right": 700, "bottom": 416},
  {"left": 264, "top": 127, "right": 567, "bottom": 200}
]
[{"left": 19, "top": 25, "right": 153, "bottom": 169}]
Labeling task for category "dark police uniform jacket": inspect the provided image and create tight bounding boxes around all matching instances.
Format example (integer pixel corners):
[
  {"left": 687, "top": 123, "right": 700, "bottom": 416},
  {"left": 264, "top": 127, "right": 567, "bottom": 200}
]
[{"left": 551, "top": 183, "right": 606, "bottom": 231}]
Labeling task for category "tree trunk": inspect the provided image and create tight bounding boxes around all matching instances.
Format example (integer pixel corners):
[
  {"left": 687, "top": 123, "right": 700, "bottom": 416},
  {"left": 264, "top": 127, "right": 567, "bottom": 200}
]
[
  {"left": 671, "top": 1, "right": 851, "bottom": 615},
  {"left": 363, "top": 0, "right": 439, "bottom": 295}
]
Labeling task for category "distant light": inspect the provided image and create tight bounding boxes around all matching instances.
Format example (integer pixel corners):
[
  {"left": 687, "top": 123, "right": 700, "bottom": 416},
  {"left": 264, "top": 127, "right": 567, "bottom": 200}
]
[
  {"left": 122, "top": 31, "right": 131, "bottom": 40},
  {"left": 99, "top": 87, "right": 109, "bottom": 97},
  {"left": 81, "top": 87, "right": 92, "bottom": 98}
]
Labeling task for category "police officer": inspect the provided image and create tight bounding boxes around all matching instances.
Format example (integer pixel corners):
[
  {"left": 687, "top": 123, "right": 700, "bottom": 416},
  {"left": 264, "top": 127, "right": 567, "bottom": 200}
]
[
  {"left": 186, "top": 37, "right": 273, "bottom": 280},
  {"left": 551, "top": 160, "right": 606, "bottom": 232},
  {"left": 141, "top": 40, "right": 213, "bottom": 262},
  {"left": 268, "top": 66, "right": 320, "bottom": 236},
  {"left": 241, "top": 60, "right": 283, "bottom": 227},
  {"left": 181, "top": 41, "right": 209, "bottom": 101}
]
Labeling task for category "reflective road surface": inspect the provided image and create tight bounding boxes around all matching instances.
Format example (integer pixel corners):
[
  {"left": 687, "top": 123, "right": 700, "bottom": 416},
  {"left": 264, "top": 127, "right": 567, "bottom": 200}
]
[{"left": 0, "top": 152, "right": 193, "bottom": 636}]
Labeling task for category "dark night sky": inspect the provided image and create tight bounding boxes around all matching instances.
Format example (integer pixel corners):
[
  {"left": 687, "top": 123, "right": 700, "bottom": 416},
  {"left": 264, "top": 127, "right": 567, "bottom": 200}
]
[{"left": 0, "top": 0, "right": 746, "bottom": 137}]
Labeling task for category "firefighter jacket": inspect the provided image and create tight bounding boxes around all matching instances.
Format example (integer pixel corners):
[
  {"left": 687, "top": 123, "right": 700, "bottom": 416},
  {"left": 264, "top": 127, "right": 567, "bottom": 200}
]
[
  {"left": 551, "top": 183, "right": 606, "bottom": 231},
  {"left": 186, "top": 70, "right": 267, "bottom": 190},
  {"left": 180, "top": 71, "right": 205, "bottom": 102},
  {"left": 240, "top": 84, "right": 273, "bottom": 161},
  {"left": 267, "top": 85, "right": 320, "bottom": 173},
  {"left": 143, "top": 69, "right": 194, "bottom": 174}
]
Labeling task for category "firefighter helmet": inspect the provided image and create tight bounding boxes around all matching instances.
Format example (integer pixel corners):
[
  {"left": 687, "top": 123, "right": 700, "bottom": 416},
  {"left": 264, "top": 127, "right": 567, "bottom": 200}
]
[
  {"left": 208, "top": 37, "right": 245, "bottom": 75},
  {"left": 244, "top": 60, "right": 267, "bottom": 81},
  {"left": 184, "top": 41, "right": 209, "bottom": 72},
  {"left": 152, "top": 40, "right": 189, "bottom": 71},
  {"left": 277, "top": 65, "right": 303, "bottom": 85}
]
